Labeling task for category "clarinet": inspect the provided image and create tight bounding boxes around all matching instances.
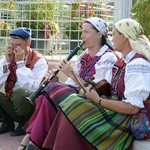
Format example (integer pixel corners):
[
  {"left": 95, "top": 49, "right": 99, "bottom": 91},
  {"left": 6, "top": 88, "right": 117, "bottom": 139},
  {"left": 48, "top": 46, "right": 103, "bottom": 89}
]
[{"left": 27, "top": 41, "right": 84, "bottom": 104}]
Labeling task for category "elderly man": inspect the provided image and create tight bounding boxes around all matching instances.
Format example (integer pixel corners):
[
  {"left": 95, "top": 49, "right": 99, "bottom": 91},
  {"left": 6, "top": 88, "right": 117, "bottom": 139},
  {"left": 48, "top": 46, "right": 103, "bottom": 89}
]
[{"left": 0, "top": 27, "right": 48, "bottom": 136}]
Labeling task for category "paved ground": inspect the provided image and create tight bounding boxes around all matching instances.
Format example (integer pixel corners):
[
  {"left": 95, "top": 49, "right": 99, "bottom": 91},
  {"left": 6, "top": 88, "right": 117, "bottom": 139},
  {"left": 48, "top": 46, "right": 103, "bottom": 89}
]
[
  {"left": 0, "top": 122, "right": 24, "bottom": 150},
  {"left": 0, "top": 131, "right": 24, "bottom": 150}
]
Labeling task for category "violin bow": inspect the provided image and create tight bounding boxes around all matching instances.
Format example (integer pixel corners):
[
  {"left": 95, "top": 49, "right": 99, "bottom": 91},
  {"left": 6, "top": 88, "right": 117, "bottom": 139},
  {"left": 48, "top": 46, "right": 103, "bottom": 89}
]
[{"left": 71, "top": 70, "right": 86, "bottom": 93}]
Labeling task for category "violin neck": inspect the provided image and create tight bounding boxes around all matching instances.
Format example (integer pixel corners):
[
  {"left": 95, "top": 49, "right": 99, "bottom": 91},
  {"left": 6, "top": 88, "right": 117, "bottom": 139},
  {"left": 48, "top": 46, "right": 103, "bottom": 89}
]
[{"left": 71, "top": 71, "right": 86, "bottom": 93}]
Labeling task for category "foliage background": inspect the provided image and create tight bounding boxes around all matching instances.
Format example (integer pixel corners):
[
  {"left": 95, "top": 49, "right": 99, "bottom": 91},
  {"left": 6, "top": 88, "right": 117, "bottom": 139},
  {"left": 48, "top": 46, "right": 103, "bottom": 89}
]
[{"left": 132, "top": 0, "right": 150, "bottom": 38}]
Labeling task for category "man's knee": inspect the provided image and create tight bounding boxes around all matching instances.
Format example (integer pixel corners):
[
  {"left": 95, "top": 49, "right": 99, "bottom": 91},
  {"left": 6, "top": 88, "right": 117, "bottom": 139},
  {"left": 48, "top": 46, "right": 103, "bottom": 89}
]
[{"left": 12, "top": 88, "right": 34, "bottom": 116}]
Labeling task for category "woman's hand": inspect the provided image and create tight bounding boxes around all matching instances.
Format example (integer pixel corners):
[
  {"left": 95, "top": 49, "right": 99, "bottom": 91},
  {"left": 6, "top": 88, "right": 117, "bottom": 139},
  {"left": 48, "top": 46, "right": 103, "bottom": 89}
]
[
  {"left": 59, "top": 59, "right": 73, "bottom": 78},
  {"left": 84, "top": 85, "right": 100, "bottom": 104}
]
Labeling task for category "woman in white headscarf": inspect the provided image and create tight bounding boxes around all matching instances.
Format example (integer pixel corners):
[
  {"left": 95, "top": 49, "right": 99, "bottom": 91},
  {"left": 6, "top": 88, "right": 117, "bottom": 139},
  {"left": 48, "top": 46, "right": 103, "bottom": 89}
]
[
  {"left": 41, "top": 18, "right": 150, "bottom": 150},
  {"left": 18, "top": 17, "right": 119, "bottom": 150}
]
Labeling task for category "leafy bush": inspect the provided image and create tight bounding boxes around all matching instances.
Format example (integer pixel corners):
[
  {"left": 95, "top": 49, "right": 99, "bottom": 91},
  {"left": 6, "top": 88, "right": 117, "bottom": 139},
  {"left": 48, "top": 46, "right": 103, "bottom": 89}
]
[
  {"left": 0, "top": 20, "right": 11, "bottom": 36},
  {"left": 65, "top": 22, "right": 81, "bottom": 40},
  {"left": 15, "top": 1, "right": 56, "bottom": 37},
  {"left": 132, "top": 0, "right": 150, "bottom": 38}
]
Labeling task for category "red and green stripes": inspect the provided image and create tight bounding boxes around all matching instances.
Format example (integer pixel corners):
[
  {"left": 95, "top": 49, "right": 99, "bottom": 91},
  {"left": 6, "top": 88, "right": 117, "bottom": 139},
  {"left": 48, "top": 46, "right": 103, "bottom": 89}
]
[{"left": 60, "top": 94, "right": 133, "bottom": 150}]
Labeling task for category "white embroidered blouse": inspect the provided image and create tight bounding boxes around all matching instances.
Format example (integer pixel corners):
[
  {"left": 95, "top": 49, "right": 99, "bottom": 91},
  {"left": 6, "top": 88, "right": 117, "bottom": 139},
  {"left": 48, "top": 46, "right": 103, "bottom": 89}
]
[
  {"left": 106, "top": 50, "right": 150, "bottom": 108},
  {"left": 65, "top": 45, "right": 118, "bottom": 88}
]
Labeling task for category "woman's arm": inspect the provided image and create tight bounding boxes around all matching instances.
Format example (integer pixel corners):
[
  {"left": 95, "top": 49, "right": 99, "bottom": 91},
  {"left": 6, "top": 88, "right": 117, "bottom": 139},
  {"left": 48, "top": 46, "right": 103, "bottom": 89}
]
[{"left": 84, "top": 86, "right": 140, "bottom": 115}]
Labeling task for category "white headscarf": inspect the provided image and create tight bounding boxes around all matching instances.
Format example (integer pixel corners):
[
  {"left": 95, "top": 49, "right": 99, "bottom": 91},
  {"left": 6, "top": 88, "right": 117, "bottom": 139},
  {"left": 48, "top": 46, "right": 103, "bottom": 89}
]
[
  {"left": 85, "top": 17, "right": 112, "bottom": 48},
  {"left": 115, "top": 18, "right": 150, "bottom": 61}
]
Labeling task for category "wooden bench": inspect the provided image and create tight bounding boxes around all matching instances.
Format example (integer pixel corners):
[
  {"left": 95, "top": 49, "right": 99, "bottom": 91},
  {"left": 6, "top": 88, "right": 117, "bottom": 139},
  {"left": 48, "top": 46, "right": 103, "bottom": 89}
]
[{"left": 132, "top": 140, "right": 150, "bottom": 150}]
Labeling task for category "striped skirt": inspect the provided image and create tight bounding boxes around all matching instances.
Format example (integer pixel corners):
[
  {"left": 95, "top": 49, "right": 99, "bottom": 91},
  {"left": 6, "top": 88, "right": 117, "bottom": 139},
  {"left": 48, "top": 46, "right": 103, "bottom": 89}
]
[
  {"left": 27, "top": 82, "right": 78, "bottom": 147},
  {"left": 43, "top": 82, "right": 78, "bottom": 105},
  {"left": 60, "top": 94, "right": 133, "bottom": 150}
]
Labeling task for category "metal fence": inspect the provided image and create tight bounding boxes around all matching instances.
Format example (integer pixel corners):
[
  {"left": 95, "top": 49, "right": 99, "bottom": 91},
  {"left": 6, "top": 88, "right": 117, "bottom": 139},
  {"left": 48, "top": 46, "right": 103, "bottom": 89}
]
[{"left": 0, "top": 0, "right": 115, "bottom": 59}]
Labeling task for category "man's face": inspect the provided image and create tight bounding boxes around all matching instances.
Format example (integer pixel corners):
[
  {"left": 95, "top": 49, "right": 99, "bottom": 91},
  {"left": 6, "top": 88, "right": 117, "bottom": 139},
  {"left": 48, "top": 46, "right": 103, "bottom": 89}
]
[{"left": 9, "top": 37, "right": 28, "bottom": 52}]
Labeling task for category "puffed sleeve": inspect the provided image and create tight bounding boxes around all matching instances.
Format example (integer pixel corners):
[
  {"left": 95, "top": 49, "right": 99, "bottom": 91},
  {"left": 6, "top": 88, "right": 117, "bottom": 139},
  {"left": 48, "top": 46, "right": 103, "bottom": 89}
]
[
  {"left": 15, "top": 57, "right": 48, "bottom": 92},
  {"left": 93, "top": 51, "right": 118, "bottom": 83},
  {"left": 123, "top": 58, "right": 150, "bottom": 108}
]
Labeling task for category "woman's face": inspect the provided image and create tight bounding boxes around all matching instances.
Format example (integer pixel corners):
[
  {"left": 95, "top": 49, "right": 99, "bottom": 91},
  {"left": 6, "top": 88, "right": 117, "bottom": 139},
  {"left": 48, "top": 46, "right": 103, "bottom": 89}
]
[
  {"left": 112, "top": 28, "right": 125, "bottom": 52},
  {"left": 81, "top": 22, "right": 101, "bottom": 49}
]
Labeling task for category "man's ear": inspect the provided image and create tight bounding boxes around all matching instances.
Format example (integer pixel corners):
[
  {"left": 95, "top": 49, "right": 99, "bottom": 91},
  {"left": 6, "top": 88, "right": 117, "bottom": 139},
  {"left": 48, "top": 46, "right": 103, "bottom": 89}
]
[{"left": 27, "top": 39, "right": 31, "bottom": 47}]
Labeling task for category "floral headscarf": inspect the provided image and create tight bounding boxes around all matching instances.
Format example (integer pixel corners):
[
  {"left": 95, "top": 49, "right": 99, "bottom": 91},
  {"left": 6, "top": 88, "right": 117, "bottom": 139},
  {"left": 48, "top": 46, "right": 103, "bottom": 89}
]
[
  {"left": 85, "top": 17, "right": 108, "bottom": 37},
  {"left": 115, "top": 18, "right": 150, "bottom": 61}
]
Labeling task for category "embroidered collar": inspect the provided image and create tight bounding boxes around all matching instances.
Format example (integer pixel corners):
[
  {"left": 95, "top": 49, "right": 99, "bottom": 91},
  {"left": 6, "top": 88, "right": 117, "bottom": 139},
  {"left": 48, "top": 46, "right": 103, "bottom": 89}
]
[
  {"left": 123, "top": 50, "right": 136, "bottom": 63},
  {"left": 85, "top": 44, "right": 109, "bottom": 57}
]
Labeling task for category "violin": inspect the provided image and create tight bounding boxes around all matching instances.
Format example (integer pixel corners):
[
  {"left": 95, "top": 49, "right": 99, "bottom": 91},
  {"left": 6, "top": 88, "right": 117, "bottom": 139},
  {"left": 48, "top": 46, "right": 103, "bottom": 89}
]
[
  {"left": 84, "top": 77, "right": 112, "bottom": 98},
  {"left": 71, "top": 71, "right": 112, "bottom": 98}
]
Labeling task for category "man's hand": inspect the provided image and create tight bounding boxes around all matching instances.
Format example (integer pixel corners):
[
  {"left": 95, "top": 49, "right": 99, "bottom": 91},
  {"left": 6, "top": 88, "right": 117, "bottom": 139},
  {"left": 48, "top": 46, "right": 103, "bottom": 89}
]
[
  {"left": 5, "top": 46, "right": 15, "bottom": 63},
  {"left": 13, "top": 46, "right": 25, "bottom": 62}
]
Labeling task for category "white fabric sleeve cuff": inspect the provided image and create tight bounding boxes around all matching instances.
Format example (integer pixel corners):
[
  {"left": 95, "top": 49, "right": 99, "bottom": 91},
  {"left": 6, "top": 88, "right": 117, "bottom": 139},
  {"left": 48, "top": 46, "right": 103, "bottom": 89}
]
[
  {"left": 16, "top": 60, "right": 25, "bottom": 68},
  {"left": 122, "top": 96, "right": 144, "bottom": 108}
]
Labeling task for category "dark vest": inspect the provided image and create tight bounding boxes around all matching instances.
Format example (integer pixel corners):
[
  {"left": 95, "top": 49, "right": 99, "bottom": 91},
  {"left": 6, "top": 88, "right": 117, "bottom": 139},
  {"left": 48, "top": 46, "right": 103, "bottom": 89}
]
[{"left": 26, "top": 49, "right": 45, "bottom": 69}]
